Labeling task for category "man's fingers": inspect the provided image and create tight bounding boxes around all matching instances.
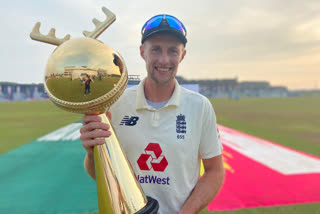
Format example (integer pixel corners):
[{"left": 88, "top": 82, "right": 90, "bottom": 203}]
[
  {"left": 82, "top": 139, "right": 106, "bottom": 151},
  {"left": 80, "top": 122, "right": 109, "bottom": 134},
  {"left": 83, "top": 115, "right": 101, "bottom": 125},
  {"left": 80, "top": 130, "right": 112, "bottom": 141},
  {"left": 80, "top": 113, "right": 112, "bottom": 154}
]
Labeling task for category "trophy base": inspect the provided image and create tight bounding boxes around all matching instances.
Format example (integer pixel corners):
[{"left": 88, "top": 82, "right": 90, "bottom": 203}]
[{"left": 136, "top": 196, "right": 159, "bottom": 214}]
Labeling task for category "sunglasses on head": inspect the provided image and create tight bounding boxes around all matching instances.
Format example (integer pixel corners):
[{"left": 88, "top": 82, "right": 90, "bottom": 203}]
[{"left": 141, "top": 14, "right": 187, "bottom": 36}]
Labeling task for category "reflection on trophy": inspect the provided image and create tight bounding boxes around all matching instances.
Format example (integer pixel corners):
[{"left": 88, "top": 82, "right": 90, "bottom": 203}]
[{"left": 30, "top": 7, "right": 158, "bottom": 214}]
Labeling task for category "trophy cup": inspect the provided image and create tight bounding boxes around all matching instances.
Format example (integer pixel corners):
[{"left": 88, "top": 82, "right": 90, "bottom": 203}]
[{"left": 30, "top": 7, "right": 158, "bottom": 214}]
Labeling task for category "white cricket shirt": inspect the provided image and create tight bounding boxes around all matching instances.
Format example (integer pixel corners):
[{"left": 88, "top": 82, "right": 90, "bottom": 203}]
[{"left": 109, "top": 78, "right": 222, "bottom": 214}]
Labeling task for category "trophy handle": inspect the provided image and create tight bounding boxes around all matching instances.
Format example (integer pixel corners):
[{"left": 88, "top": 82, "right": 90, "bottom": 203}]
[{"left": 94, "top": 113, "right": 147, "bottom": 213}]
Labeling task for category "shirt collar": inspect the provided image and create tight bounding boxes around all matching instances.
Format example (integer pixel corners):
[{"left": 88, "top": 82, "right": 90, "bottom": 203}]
[{"left": 136, "top": 78, "right": 181, "bottom": 110}]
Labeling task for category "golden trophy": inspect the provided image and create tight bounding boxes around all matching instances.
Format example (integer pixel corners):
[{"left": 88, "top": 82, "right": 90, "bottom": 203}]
[{"left": 30, "top": 7, "right": 158, "bottom": 214}]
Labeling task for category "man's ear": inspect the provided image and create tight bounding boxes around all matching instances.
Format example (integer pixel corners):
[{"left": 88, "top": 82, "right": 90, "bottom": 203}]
[
  {"left": 140, "top": 45, "right": 145, "bottom": 60},
  {"left": 180, "top": 49, "right": 187, "bottom": 62}
]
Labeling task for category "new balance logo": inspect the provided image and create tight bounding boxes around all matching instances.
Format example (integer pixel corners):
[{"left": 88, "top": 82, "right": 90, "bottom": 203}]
[
  {"left": 120, "top": 116, "right": 139, "bottom": 126},
  {"left": 137, "top": 143, "right": 168, "bottom": 172}
]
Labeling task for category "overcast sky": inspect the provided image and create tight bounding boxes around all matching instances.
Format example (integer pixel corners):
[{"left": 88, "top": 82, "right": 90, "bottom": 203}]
[{"left": 1, "top": 0, "right": 320, "bottom": 89}]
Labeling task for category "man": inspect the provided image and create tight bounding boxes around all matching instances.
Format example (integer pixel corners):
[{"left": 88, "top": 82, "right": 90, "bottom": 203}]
[
  {"left": 83, "top": 74, "right": 94, "bottom": 95},
  {"left": 80, "top": 14, "right": 225, "bottom": 214}
]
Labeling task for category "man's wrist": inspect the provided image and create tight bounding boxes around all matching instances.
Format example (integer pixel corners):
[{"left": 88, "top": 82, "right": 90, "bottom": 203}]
[{"left": 86, "top": 150, "right": 94, "bottom": 159}]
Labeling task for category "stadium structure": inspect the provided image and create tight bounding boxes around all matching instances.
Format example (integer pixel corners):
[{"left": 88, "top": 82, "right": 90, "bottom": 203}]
[{"left": 1, "top": 75, "right": 319, "bottom": 101}]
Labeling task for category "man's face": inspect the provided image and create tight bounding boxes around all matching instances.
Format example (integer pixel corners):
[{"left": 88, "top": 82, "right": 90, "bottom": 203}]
[{"left": 140, "top": 33, "right": 186, "bottom": 86}]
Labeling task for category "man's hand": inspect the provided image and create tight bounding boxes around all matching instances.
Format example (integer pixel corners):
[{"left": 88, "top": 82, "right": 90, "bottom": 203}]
[
  {"left": 179, "top": 155, "right": 225, "bottom": 214},
  {"left": 80, "top": 112, "right": 112, "bottom": 179}
]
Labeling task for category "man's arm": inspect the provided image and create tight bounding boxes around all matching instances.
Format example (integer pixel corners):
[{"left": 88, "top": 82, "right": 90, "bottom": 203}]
[
  {"left": 84, "top": 152, "right": 96, "bottom": 180},
  {"left": 179, "top": 154, "right": 225, "bottom": 214}
]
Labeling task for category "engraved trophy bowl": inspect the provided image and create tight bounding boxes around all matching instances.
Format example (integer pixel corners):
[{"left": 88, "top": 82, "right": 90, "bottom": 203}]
[{"left": 30, "top": 7, "right": 159, "bottom": 214}]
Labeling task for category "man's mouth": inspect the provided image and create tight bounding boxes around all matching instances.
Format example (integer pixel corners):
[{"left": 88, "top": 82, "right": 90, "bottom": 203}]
[{"left": 155, "top": 67, "right": 171, "bottom": 73}]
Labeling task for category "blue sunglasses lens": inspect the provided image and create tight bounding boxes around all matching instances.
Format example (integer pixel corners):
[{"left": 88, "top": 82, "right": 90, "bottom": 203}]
[
  {"left": 142, "top": 14, "right": 186, "bottom": 36},
  {"left": 143, "top": 15, "right": 163, "bottom": 31},
  {"left": 166, "top": 15, "right": 186, "bottom": 34}
]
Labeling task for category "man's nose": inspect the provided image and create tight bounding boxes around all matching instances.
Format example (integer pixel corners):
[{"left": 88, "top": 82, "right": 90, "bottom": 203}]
[{"left": 158, "top": 52, "right": 170, "bottom": 64}]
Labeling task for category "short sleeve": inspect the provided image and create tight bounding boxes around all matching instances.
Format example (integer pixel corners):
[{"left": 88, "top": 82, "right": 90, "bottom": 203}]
[{"left": 199, "top": 98, "right": 223, "bottom": 159}]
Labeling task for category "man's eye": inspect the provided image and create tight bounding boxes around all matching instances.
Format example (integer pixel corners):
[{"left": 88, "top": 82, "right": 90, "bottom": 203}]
[
  {"left": 171, "top": 49, "right": 178, "bottom": 54},
  {"left": 152, "top": 48, "right": 159, "bottom": 52}
]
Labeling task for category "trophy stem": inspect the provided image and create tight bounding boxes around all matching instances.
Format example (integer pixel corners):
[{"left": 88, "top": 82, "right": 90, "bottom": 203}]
[{"left": 94, "top": 113, "right": 147, "bottom": 214}]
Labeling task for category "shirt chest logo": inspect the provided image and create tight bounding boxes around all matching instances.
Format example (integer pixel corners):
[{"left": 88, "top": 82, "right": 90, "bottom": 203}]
[
  {"left": 137, "top": 143, "right": 168, "bottom": 172},
  {"left": 176, "top": 113, "right": 186, "bottom": 139},
  {"left": 119, "top": 116, "right": 139, "bottom": 126}
]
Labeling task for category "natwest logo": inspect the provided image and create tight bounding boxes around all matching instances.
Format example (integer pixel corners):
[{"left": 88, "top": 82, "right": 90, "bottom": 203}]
[{"left": 137, "top": 143, "right": 168, "bottom": 172}]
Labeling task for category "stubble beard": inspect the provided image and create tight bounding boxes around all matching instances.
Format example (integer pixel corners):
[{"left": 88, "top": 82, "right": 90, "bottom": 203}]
[{"left": 148, "top": 66, "right": 176, "bottom": 87}]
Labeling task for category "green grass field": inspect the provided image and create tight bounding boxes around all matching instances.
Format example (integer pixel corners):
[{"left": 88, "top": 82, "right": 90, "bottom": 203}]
[
  {"left": 0, "top": 97, "right": 319, "bottom": 213},
  {"left": 0, "top": 101, "right": 82, "bottom": 154}
]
